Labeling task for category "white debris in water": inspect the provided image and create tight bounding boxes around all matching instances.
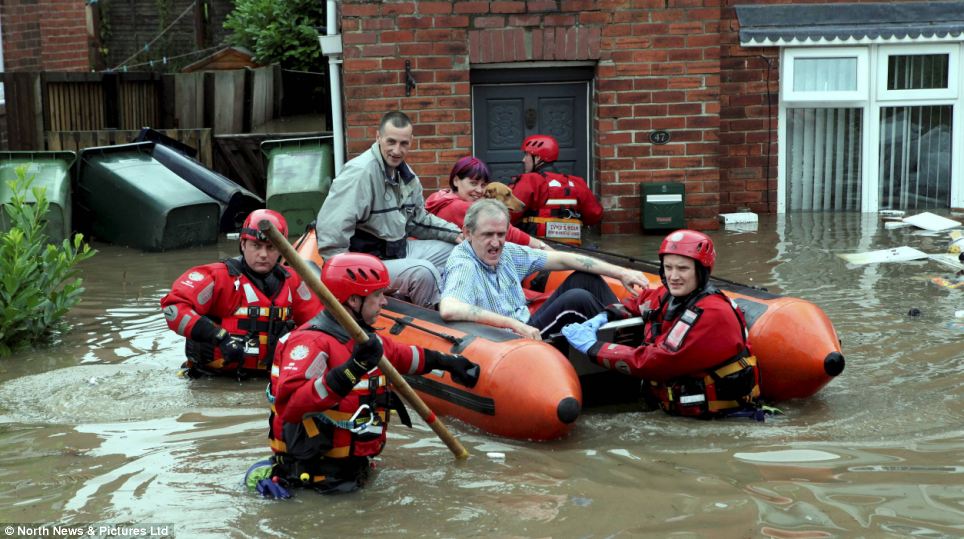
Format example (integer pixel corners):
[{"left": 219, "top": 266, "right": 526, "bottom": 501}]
[
  {"left": 486, "top": 452, "right": 505, "bottom": 460},
  {"left": 733, "top": 449, "right": 840, "bottom": 463},
  {"left": 955, "top": 310, "right": 964, "bottom": 318},
  {"left": 88, "top": 377, "right": 99, "bottom": 385},
  {"left": 714, "top": 502, "right": 727, "bottom": 508},
  {"left": 608, "top": 448, "right": 641, "bottom": 461}
]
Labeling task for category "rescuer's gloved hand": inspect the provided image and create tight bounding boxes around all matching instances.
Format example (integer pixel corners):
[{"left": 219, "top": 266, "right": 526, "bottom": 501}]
[
  {"left": 351, "top": 333, "right": 383, "bottom": 371},
  {"left": 326, "top": 333, "right": 384, "bottom": 397},
  {"left": 256, "top": 477, "right": 291, "bottom": 499},
  {"left": 583, "top": 312, "right": 609, "bottom": 333},
  {"left": 562, "top": 321, "right": 598, "bottom": 355},
  {"left": 440, "top": 354, "right": 480, "bottom": 388},
  {"left": 215, "top": 328, "right": 246, "bottom": 364},
  {"left": 424, "top": 351, "right": 480, "bottom": 388}
]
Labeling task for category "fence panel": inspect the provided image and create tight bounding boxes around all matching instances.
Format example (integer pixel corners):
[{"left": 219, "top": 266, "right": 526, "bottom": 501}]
[{"left": 46, "top": 128, "right": 213, "bottom": 168}]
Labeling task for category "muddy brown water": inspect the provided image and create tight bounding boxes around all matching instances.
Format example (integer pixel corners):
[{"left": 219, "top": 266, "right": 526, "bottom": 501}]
[{"left": 0, "top": 213, "right": 961, "bottom": 538}]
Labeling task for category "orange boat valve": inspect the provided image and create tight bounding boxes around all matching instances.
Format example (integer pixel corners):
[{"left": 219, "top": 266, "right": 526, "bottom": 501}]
[
  {"left": 824, "top": 352, "right": 845, "bottom": 377},
  {"left": 558, "top": 396, "right": 581, "bottom": 424}
]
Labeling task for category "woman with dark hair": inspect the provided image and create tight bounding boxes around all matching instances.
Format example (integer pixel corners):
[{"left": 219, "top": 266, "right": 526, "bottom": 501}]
[{"left": 426, "top": 156, "right": 547, "bottom": 249}]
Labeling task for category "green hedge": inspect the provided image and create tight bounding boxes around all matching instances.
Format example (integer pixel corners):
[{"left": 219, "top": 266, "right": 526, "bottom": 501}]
[{"left": 0, "top": 166, "right": 96, "bottom": 357}]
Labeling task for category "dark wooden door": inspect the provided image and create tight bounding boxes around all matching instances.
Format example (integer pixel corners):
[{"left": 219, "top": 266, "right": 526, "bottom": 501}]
[{"left": 472, "top": 82, "right": 589, "bottom": 185}]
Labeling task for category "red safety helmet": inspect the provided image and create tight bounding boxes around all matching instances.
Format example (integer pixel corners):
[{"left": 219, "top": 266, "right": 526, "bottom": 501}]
[
  {"left": 240, "top": 209, "right": 288, "bottom": 242},
  {"left": 521, "top": 134, "right": 559, "bottom": 163},
  {"left": 659, "top": 229, "right": 716, "bottom": 272},
  {"left": 322, "top": 253, "right": 391, "bottom": 303}
]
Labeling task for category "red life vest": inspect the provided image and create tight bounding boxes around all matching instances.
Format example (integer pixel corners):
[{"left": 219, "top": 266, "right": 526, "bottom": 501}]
[
  {"left": 184, "top": 260, "right": 298, "bottom": 374},
  {"left": 520, "top": 171, "right": 590, "bottom": 246},
  {"left": 268, "top": 324, "right": 411, "bottom": 488},
  {"left": 644, "top": 289, "right": 762, "bottom": 418}
]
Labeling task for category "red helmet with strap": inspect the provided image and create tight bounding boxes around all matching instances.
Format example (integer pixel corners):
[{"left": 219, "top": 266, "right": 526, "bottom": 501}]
[
  {"left": 521, "top": 134, "right": 559, "bottom": 163},
  {"left": 322, "top": 253, "right": 391, "bottom": 303},
  {"left": 240, "top": 209, "right": 288, "bottom": 241},
  {"left": 659, "top": 229, "right": 716, "bottom": 272}
]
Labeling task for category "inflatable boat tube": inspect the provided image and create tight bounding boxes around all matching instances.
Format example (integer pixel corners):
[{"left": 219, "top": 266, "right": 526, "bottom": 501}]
[{"left": 293, "top": 231, "right": 844, "bottom": 439}]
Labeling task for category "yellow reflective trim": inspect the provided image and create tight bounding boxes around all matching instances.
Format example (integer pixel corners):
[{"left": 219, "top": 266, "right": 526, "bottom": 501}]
[
  {"left": 303, "top": 418, "right": 319, "bottom": 437},
  {"left": 522, "top": 216, "right": 582, "bottom": 225},
  {"left": 324, "top": 446, "right": 350, "bottom": 458},
  {"left": 270, "top": 438, "right": 287, "bottom": 452}
]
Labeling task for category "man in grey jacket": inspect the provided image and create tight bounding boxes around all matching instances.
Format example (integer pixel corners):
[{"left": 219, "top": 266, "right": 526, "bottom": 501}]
[{"left": 315, "top": 111, "right": 461, "bottom": 308}]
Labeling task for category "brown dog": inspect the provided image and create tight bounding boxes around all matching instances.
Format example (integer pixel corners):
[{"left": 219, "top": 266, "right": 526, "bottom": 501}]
[{"left": 483, "top": 182, "right": 525, "bottom": 212}]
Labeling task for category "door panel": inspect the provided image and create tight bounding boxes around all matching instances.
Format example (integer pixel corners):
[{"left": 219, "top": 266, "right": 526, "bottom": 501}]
[{"left": 473, "top": 82, "right": 589, "bottom": 185}]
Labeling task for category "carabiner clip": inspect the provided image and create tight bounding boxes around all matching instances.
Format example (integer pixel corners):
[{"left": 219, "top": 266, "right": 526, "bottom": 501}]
[{"left": 349, "top": 404, "right": 376, "bottom": 434}]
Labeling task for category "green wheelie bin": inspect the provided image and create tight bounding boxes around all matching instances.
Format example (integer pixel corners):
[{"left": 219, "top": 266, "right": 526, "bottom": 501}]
[
  {"left": 77, "top": 142, "right": 219, "bottom": 251},
  {"left": 261, "top": 136, "right": 335, "bottom": 236},
  {"left": 0, "top": 151, "right": 76, "bottom": 245}
]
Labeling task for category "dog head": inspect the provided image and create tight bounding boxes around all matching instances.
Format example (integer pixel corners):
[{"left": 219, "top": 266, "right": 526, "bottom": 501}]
[{"left": 484, "top": 182, "right": 525, "bottom": 212}]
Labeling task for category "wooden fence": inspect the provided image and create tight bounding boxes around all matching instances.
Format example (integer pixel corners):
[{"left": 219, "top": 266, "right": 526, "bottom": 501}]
[
  {"left": 2, "top": 66, "right": 281, "bottom": 151},
  {"left": 46, "top": 128, "right": 213, "bottom": 169}
]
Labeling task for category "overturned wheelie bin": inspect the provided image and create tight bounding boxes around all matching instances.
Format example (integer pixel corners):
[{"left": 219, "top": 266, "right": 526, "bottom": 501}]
[
  {"left": 134, "top": 128, "right": 264, "bottom": 232},
  {"left": 77, "top": 142, "right": 219, "bottom": 251}
]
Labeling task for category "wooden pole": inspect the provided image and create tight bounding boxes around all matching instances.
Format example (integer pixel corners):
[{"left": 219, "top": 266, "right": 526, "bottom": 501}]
[{"left": 258, "top": 219, "right": 469, "bottom": 460}]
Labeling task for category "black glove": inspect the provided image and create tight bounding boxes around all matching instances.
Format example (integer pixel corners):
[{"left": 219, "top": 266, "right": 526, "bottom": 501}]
[
  {"left": 425, "top": 350, "right": 480, "bottom": 388},
  {"left": 325, "top": 333, "right": 383, "bottom": 396},
  {"left": 444, "top": 354, "right": 480, "bottom": 388},
  {"left": 351, "top": 333, "right": 383, "bottom": 372},
  {"left": 215, "top": 328, "right": 246, "bottom": 364}
]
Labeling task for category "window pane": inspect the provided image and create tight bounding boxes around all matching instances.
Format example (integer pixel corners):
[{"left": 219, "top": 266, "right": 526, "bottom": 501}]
[
  {"left": 786, "top": 108, "right": 863, "bottom": 211},
  {"left": 793, "top": 58, "right": 858, "bottom": 92},
  {"left": 879, "top": 105, "right": 952, "bottom": 210},
  {"left": 887, "top": 54, "right": 949, "bottom": 90}
]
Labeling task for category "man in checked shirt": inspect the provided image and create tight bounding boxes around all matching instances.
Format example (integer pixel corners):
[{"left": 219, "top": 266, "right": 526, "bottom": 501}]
[{"left": 438, "top": 199, "right": 646, "bottom": 341}]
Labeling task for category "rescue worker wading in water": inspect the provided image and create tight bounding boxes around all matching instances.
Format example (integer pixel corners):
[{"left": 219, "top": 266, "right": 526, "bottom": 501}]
[
  {"left": 561, "top": 230, "right": 763, "bottom": 419},
  {"left": 267, "top": 253, "right": 480, "bottom": 495},
  {"left": 161, "top": 209, "right": 322, "bottom": 379},
  {"left": 510, "top": 134, "right": 603, "bottom": 246}
]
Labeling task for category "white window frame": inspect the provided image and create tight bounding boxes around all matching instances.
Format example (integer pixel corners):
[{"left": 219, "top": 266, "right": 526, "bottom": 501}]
[
  {"left": 877, "top": 44, "right": 959, "bottom": 101},
  {"left": 778, "top": 43, "right": 964, "bottom": 212},
  {"left": 782, "top": 47, "right": 869, "bottom": 103}
]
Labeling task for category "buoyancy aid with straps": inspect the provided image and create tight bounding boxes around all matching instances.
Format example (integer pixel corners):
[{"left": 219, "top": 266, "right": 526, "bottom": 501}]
[
  {"left": 519, "top": 171, "right": 592, "bottom": 246},
  {"left": 267, "top": 312, "right": 412, "bottom": 489},
  {"left": 642, "top": 287, "right": 762, "bottom": 419},
  {"left": 185, "top": 258, "right": 297, "bottom": 374}
]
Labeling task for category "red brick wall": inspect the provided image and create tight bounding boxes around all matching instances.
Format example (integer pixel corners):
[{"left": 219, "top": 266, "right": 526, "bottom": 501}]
[
  {"left": 340, "top": 0, "right": 724, "bottom": 232},
  {"left": 1, "top": 0, "right": 90, "bottom": 71},
  {"left": 339, "top": 0, "right": 943, "bottom": 229},
  {"left": 719, "top": 2, "right": 777, "bottom": 215}
]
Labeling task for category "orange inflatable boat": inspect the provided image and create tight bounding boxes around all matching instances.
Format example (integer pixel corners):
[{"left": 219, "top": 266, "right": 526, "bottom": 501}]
[{"left": 292, "top": 231, "right": 844, "bottom": 441}]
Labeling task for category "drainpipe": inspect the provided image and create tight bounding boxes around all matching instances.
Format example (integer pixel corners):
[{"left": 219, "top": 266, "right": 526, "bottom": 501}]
[{"left": 319, "top": 0, "right": 344, "bottom": 175}]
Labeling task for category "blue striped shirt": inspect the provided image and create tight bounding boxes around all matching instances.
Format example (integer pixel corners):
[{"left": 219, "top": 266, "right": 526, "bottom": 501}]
[{"left": 441, "top": 241, "right": 548, "bottom": 323}]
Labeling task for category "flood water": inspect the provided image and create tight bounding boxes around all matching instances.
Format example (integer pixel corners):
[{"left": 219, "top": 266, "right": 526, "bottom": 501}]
[{"left": 0, "top": 212, "right": 962, "bottom": 538}]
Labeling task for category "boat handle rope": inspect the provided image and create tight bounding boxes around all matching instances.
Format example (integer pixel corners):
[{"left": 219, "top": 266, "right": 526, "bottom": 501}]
[{"left": 380, "top": 312, "right": 464, "bottom": 346}]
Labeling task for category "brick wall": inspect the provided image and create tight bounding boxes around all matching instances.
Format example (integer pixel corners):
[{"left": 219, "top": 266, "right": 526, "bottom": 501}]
[
  {"left": 1, "top": 0, "right": 89, "bottom": 71},
  {"left": 719, "top": 2, "right": 777, "bottom": 215},
  {"left": 340, "top": 0, "right": 724, "bottom": 232}
]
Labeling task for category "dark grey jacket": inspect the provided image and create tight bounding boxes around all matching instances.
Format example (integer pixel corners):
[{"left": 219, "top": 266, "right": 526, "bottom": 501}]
[{"left": 315, "top": 142, "right": 460, "bottom": 259}]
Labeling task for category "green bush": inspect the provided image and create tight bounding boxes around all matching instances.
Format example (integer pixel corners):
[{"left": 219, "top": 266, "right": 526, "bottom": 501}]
[
  {"left": 224, "top": 0, "right": 326, "bottom": 71},
  {"left": 0, "top": 166, "right": 96, "bottom": 357}
]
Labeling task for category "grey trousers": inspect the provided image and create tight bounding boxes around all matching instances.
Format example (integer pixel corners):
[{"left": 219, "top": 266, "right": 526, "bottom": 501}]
[{"left": 382, "top": 239, "right": 454, "bottom": 308}]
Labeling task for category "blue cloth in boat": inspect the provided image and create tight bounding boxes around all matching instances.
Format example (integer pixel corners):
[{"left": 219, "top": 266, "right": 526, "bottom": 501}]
[{"left": 442, "top": 241, "right": 547, "bottom": 323}]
